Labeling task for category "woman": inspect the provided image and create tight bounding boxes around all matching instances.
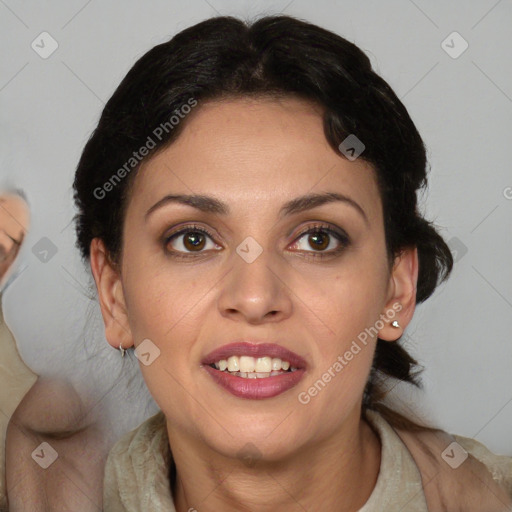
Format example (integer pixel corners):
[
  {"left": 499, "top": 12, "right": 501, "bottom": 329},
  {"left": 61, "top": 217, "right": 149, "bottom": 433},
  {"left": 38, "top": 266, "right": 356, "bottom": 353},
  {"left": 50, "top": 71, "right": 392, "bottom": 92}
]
[{"left": 73, "top": 15, "right": 512, "bottom": 511}]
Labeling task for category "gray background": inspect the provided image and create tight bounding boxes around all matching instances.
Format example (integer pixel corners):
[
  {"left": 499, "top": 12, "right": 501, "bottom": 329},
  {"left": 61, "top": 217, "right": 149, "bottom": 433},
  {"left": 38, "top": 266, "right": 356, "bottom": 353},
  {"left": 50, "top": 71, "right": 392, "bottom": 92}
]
[{"left": 1, "top": 0, "right": 511, "bottom": 452}]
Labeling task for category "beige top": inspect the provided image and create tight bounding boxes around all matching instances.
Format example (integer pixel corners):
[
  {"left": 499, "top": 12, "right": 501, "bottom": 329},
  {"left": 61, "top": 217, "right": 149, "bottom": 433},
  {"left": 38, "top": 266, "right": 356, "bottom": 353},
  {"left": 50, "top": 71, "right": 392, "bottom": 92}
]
[
  {"left": 103, "top": 407, "right": 512, "bottom": 511},
  {"left": 0, "top": 295, "right": 38, "bottom": 511}
]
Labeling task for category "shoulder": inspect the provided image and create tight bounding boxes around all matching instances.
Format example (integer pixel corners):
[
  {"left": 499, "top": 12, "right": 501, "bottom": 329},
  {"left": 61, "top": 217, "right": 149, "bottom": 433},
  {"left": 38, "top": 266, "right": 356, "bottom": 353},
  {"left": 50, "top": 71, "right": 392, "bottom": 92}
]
[
  {"left": 103, "top": 411, "right": 173, "bottom": 511},
  {"left": 453, "top": 433, "right": 512, "bottom": 496},
  {"left": 392, "top": 419, "right": 512, "bottom": 511}
]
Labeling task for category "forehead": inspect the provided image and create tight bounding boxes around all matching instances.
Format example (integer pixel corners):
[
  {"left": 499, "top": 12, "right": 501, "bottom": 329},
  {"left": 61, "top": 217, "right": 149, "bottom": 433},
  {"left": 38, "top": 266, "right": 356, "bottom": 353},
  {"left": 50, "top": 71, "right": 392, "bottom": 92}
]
[{"left": 127, "top": 97, "right": 381, "bottom": 221}]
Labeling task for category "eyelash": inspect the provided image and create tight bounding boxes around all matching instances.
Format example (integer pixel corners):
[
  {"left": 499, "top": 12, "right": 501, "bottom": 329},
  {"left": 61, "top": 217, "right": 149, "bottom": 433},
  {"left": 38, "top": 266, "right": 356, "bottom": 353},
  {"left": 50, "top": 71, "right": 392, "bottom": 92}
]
[{"left": 163, "top": 223, "right": 350, "bottom": 260}]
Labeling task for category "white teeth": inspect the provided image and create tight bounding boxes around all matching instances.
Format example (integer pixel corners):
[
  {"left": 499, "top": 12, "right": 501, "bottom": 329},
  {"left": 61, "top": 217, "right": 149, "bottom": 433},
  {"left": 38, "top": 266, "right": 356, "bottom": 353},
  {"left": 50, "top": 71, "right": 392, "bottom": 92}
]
[
  {"left": 255, "top": 357, "right": 272, "bottom": 372},
  {"left": 239, "top": 356, "right": 255, "bottom": 372},
  {"left": 229, "top": 371, "right": 273, "bottom": 379},
  {"left": 212, "top": 355, "right": 298, "bottom": 377},
  {"left": 227, "top": 356, "right": 239, "bottom": 372}
]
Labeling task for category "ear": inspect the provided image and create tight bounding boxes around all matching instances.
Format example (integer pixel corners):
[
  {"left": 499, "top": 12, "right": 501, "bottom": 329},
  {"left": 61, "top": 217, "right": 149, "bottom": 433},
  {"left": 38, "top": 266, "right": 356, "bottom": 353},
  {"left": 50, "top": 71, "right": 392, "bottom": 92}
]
[
  {"left": 378, "top": 246, "right": 419, "bottom": 342},
  {"left": 89, "top": 237, "right": 133, "bottom": 350}
]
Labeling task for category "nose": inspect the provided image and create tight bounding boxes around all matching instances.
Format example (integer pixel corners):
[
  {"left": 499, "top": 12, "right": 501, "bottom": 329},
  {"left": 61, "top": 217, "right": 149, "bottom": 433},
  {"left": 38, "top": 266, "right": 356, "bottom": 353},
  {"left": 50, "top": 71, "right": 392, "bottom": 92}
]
[{"left": 217, "top": 246, "right": 293, "bottom": 324}]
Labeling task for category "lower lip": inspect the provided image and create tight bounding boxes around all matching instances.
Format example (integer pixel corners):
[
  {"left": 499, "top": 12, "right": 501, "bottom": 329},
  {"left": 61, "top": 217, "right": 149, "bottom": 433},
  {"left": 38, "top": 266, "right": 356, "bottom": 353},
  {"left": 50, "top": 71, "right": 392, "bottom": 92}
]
[{"left": 203, "top": 365, "right": 306, "bottom": 399}]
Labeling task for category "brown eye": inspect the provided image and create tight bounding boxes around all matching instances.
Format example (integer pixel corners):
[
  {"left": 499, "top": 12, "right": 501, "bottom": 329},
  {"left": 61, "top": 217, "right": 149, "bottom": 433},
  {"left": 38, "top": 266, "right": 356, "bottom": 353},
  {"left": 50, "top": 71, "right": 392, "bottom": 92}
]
[
  {"left": 290, "top": 224, "right": 350, "bottom": 258},
  {"left": 182, "top": 231, "right": 206, "bottom": 251},
  {"left": 164, "top": 224, "right": 219, "bottom": 257},
  {"left": 307, "top": 231, "right": 330, "bottom": 251}
]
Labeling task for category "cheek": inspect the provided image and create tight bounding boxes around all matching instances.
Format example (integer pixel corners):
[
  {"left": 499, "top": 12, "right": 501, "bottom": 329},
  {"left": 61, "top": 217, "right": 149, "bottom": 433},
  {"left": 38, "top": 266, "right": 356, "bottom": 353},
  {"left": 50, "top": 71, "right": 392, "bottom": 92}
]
[
  {"left": 121, "top": 257, "right": 213, "bottom": 396},
  {"left": 288, "top": 250, "right": 389, "bottom": 358},
  {"left": 122, "top": 247, "right": 207, "bottom": 340}
]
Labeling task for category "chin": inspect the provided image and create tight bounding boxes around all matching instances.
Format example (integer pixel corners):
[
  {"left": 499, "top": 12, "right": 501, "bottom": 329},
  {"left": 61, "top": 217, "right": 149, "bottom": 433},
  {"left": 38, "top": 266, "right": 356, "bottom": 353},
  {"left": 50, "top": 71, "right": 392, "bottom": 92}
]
[
  {"left": 200, "top": 412, "right": 308, "bottom": 462},
  {"left": 214, "top": 432, "right": 304, "bottom": 465}
]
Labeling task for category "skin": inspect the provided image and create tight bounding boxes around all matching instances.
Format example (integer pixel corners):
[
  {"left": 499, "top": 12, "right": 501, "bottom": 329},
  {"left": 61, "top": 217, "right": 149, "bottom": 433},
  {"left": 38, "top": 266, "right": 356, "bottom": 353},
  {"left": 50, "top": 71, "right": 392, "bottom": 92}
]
[
  {"left": 0, "top": 194, "right": 29, "bottom": 285},
  {"left": 91, "top": 97, "right": 418, "bottom": 512},
  {"left": 1, "top": 193, "right": 109, "bottom": 511},
  {"left": 6, "top": 378, "right": 108, "bottom": 512}
]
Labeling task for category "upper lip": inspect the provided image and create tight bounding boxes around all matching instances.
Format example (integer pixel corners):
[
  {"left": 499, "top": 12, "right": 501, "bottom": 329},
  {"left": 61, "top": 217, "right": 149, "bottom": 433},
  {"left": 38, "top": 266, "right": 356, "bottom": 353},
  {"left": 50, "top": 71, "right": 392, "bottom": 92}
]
[{"left": 202, "top": 341, "right": 308, "bottom": 369}]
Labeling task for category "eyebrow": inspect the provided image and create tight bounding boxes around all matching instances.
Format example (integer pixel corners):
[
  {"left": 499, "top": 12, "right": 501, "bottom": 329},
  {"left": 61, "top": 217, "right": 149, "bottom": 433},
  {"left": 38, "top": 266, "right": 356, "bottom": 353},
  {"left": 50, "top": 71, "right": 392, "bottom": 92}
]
[{"left": 145, "top": 192, "right": 368, "bottom": 224}]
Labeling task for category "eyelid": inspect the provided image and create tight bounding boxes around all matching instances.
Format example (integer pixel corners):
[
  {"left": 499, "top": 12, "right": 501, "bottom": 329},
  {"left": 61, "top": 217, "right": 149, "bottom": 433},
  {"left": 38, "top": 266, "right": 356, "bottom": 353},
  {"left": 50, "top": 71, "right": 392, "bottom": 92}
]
[
  {"left": 163, "top": 223, "right": 218, "bottom": 243},
  {"left": 163, "top": 223, "right": 221, "bottom": 257},
  {"left": 164, "top": 221, "right": 348, "bottom": 241},
  {"left": 163, "top": 221, "right": 350, "bottom": 258},
  {"left": 288, "top": 223, "right": 351, "bottom": 258},
  {"left": 293, "top": 222, "right": 349, "bottom": 242}
]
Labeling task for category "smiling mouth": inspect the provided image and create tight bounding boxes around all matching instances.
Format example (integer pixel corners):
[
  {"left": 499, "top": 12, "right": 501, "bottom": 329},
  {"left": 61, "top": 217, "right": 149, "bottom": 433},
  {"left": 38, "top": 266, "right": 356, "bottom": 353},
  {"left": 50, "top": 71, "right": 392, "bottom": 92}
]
[
  {"left": 209, "top": 355, "right": 299, "bottom": 379},
  {"left": 202, "top": 342, "right": 307, "bottom": 399}
]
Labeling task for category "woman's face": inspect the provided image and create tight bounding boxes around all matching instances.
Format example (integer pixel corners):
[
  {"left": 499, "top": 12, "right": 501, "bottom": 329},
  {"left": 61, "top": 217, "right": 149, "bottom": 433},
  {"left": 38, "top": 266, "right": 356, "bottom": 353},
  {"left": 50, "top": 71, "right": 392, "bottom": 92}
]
[{"left": 94, "top": 97, "right": 415, "bottom": 461}]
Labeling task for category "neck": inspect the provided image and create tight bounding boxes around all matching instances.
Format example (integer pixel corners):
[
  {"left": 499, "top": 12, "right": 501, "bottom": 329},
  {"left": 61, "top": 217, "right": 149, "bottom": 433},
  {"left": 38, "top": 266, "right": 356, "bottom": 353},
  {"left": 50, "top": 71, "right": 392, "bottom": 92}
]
[{"left": 168, "top": 410, "right": 381, "bottom": 512}]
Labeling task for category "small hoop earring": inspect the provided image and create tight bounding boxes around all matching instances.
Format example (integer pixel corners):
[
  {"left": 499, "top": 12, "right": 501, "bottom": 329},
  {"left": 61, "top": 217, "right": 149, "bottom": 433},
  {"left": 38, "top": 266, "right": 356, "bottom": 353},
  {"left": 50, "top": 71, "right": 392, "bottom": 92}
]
[
  {"left": 119, "top": 343, "right": 126, "bottom": 357},
  {"left": 391, "top": 320, "right": 400, "bottom": 328}
]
